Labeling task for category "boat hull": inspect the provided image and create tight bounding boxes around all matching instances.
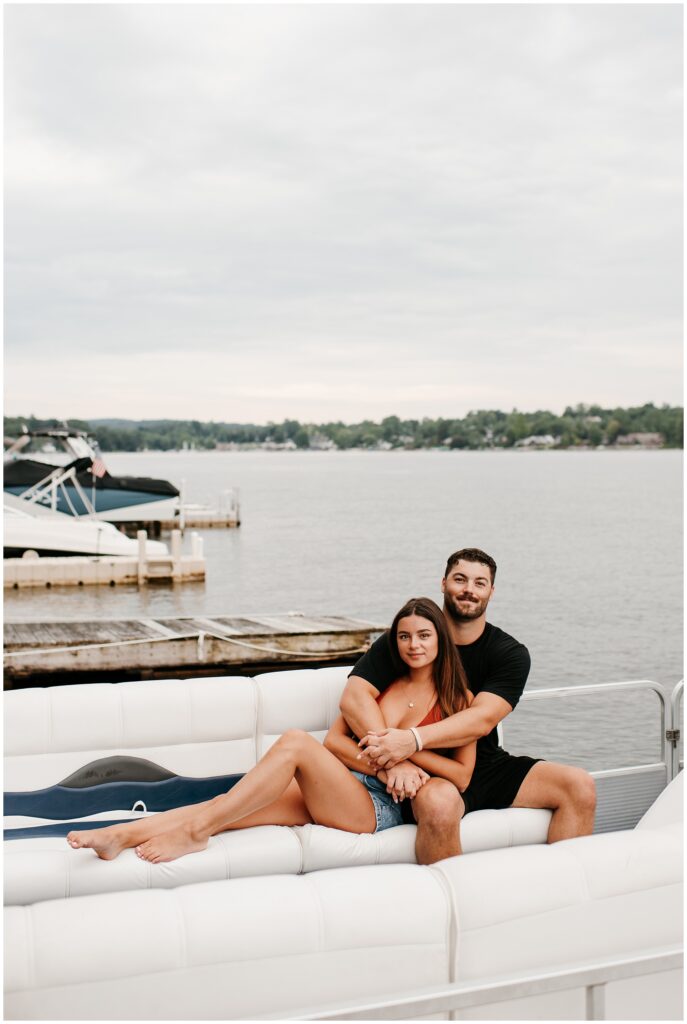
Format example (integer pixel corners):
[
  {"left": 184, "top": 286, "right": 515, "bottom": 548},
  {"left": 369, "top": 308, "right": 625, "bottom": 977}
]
[{"left": 4, "top": 504, "right": 169, "bottom": 558}]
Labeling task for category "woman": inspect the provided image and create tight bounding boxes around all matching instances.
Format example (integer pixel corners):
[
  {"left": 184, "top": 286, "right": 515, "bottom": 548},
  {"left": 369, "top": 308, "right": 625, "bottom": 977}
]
[{"left": 66, "top": 597, "right": 475, "bottom": 864}]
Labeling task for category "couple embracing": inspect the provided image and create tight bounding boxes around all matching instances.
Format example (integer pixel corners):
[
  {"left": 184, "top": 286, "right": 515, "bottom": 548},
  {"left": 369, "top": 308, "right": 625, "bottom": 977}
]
[{"left": 67, "top": 548, "right": 596, "bottom": 864}]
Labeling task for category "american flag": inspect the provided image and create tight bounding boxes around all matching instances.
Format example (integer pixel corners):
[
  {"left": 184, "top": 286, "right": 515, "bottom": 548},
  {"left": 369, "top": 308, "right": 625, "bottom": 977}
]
[{"left": 90, "top": 457, "right": 107, "bottom": 478}]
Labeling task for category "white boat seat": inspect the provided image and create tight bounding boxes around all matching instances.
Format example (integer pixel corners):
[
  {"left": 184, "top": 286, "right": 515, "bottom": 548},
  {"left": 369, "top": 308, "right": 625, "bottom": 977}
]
[
  {"left": 4, "top": 777, "right": 683, "bottom": 1021},
  {"left": 4, "top": 808, "right": 552, "bottom": 906},
  {"left": 4, "top": 670, "right": 551, "bottom": 906}
]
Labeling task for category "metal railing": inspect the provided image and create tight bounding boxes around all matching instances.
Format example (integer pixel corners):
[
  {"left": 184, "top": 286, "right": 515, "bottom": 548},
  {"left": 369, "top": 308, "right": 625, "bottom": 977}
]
[
  {"left": 670, "top": 679, "right": 683, "bottom": 779},
  {"left": 286, "top": 947, "right": 683, "bottom": 1021},
  {"left": 501, "top": 679, "right": 682, "bottom": 831}
]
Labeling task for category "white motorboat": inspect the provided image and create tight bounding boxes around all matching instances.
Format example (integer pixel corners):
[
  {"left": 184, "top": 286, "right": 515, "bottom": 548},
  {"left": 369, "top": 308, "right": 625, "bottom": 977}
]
[
  {"left": 3, "top": 502, "right": 169, "bottom": 559},
  {"left": 4, "top": 427, "right": 179, "bottom": 522}
]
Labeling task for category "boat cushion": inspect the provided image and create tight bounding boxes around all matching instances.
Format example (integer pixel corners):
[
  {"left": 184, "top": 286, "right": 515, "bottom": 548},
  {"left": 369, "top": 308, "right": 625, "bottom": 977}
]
[
  {"left": 4, "top": 803, "right": 683, "bottom": 1021},
  {"left": 5, "top": 864, "right": 452, "bottom": 1021},
  {"left": 636, "top": 767, "right": 684, "bottom": 830},
  {"left": 3, "top": 670, "right": 552, "bottom": 905},
  {"left": 4, "top": 809, "right": 552, "bottom": 905},
  {"left": 432, "top": 787, "right": 683, "bottom": 988},
  {"left": 4, "top": 677, "right": 259, "bottom": 788}
]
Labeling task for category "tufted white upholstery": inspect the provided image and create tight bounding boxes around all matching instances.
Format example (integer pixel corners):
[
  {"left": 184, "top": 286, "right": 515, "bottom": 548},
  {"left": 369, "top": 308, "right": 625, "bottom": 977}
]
[
  {"left": 4, "top": 671, "right": 550, "bottom": 905},
  {"left": 3, "top": 775, "right": 683, "bottom": 1021},
  {"left": 5, "top": 864, "right": 452, "bottom": 1020},
  {"left": 429, "top": 806, "right": 683, "bottom": 1020},
  {"left": 4, "top": 677, "right": 258, "bottom": 788},
  {"left": 636, "top": 768, "right": 684, "bottom": 830},
  {"left": 3, "top": 671, "right": 684, "bottom": 1020},
  {"left": 4, "top": 671, "right": 552, "bottom": 906},
  {"left": 255, "top": 667, "right": 347, "bottom": 754}
]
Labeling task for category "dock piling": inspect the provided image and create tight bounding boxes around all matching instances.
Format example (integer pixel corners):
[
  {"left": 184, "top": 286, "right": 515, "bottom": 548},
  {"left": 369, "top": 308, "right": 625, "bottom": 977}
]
[
  {"left": 137, "top": 531, "right": 147, "bottom": 585},
  {"left": 171, "top": 529, "right": 182, "bottom": 578}
]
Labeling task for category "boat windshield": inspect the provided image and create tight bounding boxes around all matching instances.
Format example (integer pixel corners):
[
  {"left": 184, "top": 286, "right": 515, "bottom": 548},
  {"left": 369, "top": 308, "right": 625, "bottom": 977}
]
[{"left": 66, "top": 436, "right": 95, "bottom": 459}]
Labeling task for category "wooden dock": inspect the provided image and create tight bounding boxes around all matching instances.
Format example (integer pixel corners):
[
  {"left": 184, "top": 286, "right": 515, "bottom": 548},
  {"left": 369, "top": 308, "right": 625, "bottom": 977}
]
[
  {"left": 3, "top": 613, "right": 384, "bottom": 686},
  {"left": 120, "top": 512, "right": 240, "bottom": 536},
  {"left": 115, "top": 493, "right": 241, "bottom": 536}
]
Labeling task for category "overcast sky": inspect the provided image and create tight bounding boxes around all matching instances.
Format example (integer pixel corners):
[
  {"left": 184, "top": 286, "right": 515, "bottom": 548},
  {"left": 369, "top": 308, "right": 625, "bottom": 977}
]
[{"left": 4, "top": 3, "right": 683, "bottom": 423}]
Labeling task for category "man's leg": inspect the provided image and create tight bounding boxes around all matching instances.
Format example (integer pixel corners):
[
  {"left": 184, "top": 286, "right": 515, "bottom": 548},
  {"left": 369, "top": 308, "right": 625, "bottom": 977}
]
[
  {"left": 511, "top": 761, "right": 596, "bottom": 842},
  {"left": 411, "top": 778, "right": 465, "bottom": 864}
]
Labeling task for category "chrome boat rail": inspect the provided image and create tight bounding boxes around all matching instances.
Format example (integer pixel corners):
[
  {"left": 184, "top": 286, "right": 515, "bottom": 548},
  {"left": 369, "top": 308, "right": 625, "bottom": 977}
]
[
  {"left": 292, "top": 947, "right": 683, "bottom": 1021},
  {"left": 507, "top": 679, "right": 682, "bottom": 831},
  {"left": 670, "top": 679, "right": 684, "bottom": 778}
]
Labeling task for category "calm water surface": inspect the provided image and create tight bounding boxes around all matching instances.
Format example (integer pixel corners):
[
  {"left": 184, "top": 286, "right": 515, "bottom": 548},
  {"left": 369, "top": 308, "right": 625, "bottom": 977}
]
[{"left": 6, "top": 450, "right": 683, "bottom": 769}]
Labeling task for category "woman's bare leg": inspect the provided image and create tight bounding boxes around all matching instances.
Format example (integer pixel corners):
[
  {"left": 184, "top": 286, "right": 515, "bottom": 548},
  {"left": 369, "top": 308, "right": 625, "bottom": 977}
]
[
  {"left": 67, "top": 731, "right": 375, "bottom": 861},
  {"left": 136, "top": 730, "right": 377, "bottom": 863},
  {"left": 67, "top": 781, "right": 312, "bottom": 861},
  {"left": 67, "top": 801, "right": 213, "bottom": 857}
]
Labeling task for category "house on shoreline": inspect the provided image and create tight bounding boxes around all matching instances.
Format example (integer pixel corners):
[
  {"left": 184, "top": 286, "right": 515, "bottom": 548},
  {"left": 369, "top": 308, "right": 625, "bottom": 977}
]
[{"left": 614, "top": 432, "right": 664, "bottom": 448}]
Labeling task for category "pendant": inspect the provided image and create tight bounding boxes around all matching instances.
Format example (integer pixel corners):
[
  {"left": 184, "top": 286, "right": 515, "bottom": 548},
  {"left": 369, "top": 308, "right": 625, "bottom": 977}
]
[{"left": 408, "top": 702, "right": 414, "bottom": 708}]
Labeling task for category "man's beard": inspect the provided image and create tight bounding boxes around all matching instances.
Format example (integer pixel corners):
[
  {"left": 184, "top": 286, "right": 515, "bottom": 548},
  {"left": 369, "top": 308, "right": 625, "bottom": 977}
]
[{"left": 445, "top": 594, "right": 489, "bottom": 622}]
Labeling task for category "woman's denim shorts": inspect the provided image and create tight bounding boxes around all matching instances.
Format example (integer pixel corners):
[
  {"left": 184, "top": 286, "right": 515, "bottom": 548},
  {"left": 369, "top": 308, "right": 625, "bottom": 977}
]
[{"left": 350, "top": 770, "right": 404, "bottom": 833}]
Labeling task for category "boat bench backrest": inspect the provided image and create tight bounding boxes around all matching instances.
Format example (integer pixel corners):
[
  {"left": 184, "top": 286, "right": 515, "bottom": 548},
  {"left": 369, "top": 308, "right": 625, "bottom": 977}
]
[{"left": 4, "top": 669, "right": 350, "bottom": 791}]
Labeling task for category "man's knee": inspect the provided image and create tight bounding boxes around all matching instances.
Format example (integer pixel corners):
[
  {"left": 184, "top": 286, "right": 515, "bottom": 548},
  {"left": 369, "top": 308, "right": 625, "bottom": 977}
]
[
  {"left": 413, "top": 779, "right": 464, "bottom": 827},
  {"left": 565, "top": 767, "right": 596, "bottom": 814},
  {"left": 546, "top": 765, "right": 596, "bottom": 814}
]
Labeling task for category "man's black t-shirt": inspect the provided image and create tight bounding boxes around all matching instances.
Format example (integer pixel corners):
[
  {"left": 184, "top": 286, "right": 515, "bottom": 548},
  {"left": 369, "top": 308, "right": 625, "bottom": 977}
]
[{"left": 349, "top": 622, "right": 531, "bottom": 763}]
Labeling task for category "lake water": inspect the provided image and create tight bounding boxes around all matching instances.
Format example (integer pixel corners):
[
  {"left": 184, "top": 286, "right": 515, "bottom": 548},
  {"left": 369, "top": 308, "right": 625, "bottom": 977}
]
[{"left": 5, "top": 449, "right": 683, "bottom": 769}]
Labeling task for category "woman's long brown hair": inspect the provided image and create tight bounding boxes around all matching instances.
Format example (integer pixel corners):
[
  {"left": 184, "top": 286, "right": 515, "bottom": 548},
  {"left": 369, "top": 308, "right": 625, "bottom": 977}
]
[{"left": 388, "top": 597, "right": 470, "bottom": 717}]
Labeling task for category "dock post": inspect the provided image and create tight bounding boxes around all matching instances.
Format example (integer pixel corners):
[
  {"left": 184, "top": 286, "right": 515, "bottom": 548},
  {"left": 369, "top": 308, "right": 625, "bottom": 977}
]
[
  {"left": 137, "top": 531, "right": 147, "bottom": 584},
  {"left": 221, "top": 487, "right": 240, "bottom": 524},
  {"left": 179, "top": 479, "right": 186, "bottom": 532},
  {"left": 171, "top": 529, "right": 182, "bottom": 578},
  {"left": 191, "top": 532, "right": 203, "bottom": 560}
]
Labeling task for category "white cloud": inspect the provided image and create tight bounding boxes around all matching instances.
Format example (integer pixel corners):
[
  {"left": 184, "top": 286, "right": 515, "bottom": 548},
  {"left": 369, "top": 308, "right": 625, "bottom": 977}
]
[{"left": 4, "top": 3, "right": 683, "bottom": 421}]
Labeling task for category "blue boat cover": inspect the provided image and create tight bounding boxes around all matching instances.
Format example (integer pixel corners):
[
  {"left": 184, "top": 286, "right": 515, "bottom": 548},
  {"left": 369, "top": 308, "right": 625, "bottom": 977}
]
[{"left": 4, "top": 773, "right": 244, "bottom": 841}]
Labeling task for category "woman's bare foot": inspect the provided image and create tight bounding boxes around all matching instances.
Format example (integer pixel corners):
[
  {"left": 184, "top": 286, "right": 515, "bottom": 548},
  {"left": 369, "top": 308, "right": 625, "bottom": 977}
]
[
  {"left": 66, "top": 825, "right": 131, "bottom": 861},
  {"left": 135, "top": 825, "right": 209, "bottom": 864}
]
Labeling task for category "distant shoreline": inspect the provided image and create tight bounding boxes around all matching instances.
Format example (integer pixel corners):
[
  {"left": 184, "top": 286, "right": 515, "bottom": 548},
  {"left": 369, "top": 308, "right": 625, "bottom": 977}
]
[
  {"left": 5, "top": 404, "right": 683, "bottom": 453},
  {"left": 103, "top": 444, "right": 679, "bottom": 454}
]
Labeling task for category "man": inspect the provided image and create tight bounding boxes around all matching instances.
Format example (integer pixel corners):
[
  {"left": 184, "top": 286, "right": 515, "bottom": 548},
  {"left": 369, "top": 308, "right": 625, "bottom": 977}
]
[{"left": 340, "top": 547, "right": 596, "bottom": 864}]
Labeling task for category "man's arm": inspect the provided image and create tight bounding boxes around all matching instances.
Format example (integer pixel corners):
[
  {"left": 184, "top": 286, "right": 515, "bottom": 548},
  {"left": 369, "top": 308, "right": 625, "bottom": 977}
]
[
  {"left": 339, "top": 674, "right": 387, "bottom": 739},
  {"left": 336, "top": 679, "right": 429, "bottom": 799},
  {"left": 359, "top": 691, "right": 513, "bottom": 769}
]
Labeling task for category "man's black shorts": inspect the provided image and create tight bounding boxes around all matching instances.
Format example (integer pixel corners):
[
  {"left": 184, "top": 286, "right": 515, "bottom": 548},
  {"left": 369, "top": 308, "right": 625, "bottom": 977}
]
[{"left": 461, "top": 753, "right": 542, "bottom": 815}]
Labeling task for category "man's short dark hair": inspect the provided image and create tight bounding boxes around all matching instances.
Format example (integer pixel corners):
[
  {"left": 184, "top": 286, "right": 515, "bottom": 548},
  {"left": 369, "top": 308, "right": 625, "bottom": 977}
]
[{"left": 444, "top": 548, "right": 497, "bottom": 584}]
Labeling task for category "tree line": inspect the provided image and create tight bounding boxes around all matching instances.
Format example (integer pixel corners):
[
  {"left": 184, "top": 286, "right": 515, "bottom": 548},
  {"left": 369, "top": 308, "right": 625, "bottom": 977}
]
[{"left": 4, "top": 403, "right": 683, "bottom": 452}]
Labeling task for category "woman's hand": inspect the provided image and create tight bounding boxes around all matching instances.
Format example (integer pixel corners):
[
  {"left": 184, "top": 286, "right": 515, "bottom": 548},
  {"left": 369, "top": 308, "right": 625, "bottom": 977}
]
[
  {"left": 358, "top": 728, "right": 417, "bottom": 770},
  {"left": 383, "top": 761, "right": 429, "bottom": 802}
]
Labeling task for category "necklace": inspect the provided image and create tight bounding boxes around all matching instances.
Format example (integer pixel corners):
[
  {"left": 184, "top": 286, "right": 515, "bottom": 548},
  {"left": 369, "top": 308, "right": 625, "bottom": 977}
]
[
  {"left": 389, "top": 684, "right": 432, "bottom": 716},
  {"left": 406, "top": 687, "right": 433, "bottom": 711}
]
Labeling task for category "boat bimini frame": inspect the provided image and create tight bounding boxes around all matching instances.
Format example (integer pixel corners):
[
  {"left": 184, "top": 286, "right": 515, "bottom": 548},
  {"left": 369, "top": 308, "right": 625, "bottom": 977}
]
[{"left": 12, "top": 459, "right": 101, "bottom": 518}]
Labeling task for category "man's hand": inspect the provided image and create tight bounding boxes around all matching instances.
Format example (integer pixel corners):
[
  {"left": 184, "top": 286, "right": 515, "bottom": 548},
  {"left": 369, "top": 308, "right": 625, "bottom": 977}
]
[
  {"left": 383, "top": 761, "right": 429, "bottom": 802},
  {"left": 358, "top": 728, "right": 417, "bottom": 770}
]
